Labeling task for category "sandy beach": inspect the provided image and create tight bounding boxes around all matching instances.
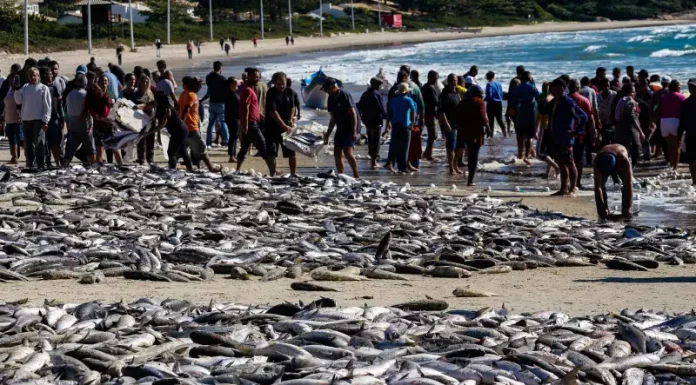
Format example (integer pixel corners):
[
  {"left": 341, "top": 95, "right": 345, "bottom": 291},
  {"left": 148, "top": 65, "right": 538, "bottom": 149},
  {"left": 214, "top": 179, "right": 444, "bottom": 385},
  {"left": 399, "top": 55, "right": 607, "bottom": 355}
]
[{"left": 1, "top": 19, "right": 692, "bottom": 74}]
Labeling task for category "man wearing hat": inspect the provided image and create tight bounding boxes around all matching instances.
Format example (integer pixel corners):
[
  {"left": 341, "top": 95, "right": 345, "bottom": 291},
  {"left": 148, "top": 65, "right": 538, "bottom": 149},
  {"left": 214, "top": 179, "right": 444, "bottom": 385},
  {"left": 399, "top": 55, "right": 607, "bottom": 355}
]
[
  {"left": 357, "top": 77, "right": 387, "bottom": 169},
  {"left": 593, "top": 144, "right": 634, "bottom": 220},
  {"left": 387, "top": 82, "right": 417, "bottom": 174},
  {"left": 323, "top": 78, "right": 361, "bottom": 178},
  {"left": 679, "top": 78, "right": 696, "bottom": 184}
]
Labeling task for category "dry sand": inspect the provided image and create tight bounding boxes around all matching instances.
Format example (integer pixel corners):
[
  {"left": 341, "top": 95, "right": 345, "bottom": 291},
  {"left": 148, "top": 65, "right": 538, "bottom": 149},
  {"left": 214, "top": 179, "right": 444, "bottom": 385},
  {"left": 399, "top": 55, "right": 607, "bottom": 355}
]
[
  {"left": 1, "top": 19, "right": 692, "bottom": 73},
  {"left": 7, "top": 265, "right": 696, "bottom": 315}
]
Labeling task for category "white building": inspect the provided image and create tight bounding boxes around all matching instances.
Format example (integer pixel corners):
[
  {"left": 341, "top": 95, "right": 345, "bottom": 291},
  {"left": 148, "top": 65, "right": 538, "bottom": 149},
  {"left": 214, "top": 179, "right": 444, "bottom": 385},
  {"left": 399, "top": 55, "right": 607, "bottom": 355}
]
[
  {"left": 13, "top": 0, "right": 43, "bottom": 15},
  {"left": 58, "top": 2, "right": 152, "bottom": 25},
  {"left": 306, "top": 3, "right": 347, "bottom": 19}
]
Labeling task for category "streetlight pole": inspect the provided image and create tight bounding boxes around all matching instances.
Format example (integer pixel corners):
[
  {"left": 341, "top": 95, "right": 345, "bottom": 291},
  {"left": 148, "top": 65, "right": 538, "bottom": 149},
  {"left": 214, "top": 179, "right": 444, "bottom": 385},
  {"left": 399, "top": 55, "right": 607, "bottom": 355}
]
[
  {"left": 260, "top": 0, "right": 264, "bottom": 39},
  {"left": 351, "top": 0, "right": 354, "bottom": 30},
  {"left": 209, "top": 0, "right": 213, "bottom": 40},
  {"left": 378, "top": 0, "right": 381, "bottom": 27},
  {"left": 128, "top": 0, "right": 134, "bottom": 50},
  {"left": 288, "top": 0, "right": 292, "bottom": 35},
  {"left": 319, "top": 0, "right": 322, "bottom": 37},
  {"left": 167, "top": 0, "right": 171, "bottom": 45},
  {"left": 87, "top": 0, "right": 92, "bottom": 54},
  {"left": 23, "top": 0, "right": 28, "bottom": 56}
]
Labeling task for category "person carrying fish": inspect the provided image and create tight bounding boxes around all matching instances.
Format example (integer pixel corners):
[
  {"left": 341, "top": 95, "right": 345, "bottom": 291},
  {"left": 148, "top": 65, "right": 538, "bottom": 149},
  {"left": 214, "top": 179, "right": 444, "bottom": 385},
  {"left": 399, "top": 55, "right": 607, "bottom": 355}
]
[
  {"left": 179, "top": 76, "right": 219, "bottom": 172},
  {"left": 265, "top": 72, "right": 298, "bottom": 176},
  {"left": 323, "top": 77, "right": 360, "bottom": 179},
  {"left": 593, "top": 144, "right": 633, "bottom": 220}
]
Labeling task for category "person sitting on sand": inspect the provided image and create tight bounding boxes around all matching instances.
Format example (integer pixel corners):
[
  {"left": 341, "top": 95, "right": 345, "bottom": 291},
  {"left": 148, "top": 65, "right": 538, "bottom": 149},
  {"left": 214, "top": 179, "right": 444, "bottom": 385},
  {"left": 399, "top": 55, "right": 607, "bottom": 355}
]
[
  {"left": 545, "top": 78, "right": 588, "bottom": 197},
  {"left": 593, "top": 144, "right": 633, "bottom": 220}
]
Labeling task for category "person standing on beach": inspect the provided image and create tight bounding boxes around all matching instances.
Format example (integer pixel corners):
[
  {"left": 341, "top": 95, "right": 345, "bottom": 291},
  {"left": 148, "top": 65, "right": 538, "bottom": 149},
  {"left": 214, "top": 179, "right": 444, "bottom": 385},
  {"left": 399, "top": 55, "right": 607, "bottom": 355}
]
[
  {"left": 358, "top": 77, "right": 387, "bottom": 169},
  {"left": 156, "top": 70, "right": 178, "bottom": 113},
  {"left": 506, "top": 65, "right": 525, "bottom": 129},
  {"left": 14, "top": 67, "right": 51, "bottom": 170},
  {"left": 610, "top": 67, "right": 622, "bottom": 91},
  {"left": 237, "top": 68, "right": 272, "bottom": 174},
  {"left": 568, "top": 79, "right": 594, "bottom": 190},
  {"left": 626, "top": 66, "right": 637, "bottom": 84},
  {"left": 196, "top": 39, "right": 201, "bottom": 54},
  {"left": 290, "top": 35, "right": 295, "bottom": 45},
  {"left": 438, "top": 73, "right": 462, "bottom": 175},
  {"left": 323, "top": 77, "right": 360, "bottom": 178},
  {"left": 231, "top": 36, "right": 237, "bottom": 48},
  {"left": 454, "top": 85, "right": 489, "bottom": 186},
  {"left": 484, "top": 71, "right": 506, "bottom": 137},
  {"left": 656, "top": 80, "right": 686, "bottom": 170},
  {"left": 387, "top": 83, "right": 417, "bottom": 174},
  {"left": 463, "top": 66, "right": 478, "bottom": 86},
  {"left": 148, "top": 92, "right": 193, "bottom": 171},
  {"left": 219, "top": 38, "right": 224, "bottom": 51},
  {"left": 535, "top": 82, "right": 559, "bottom": 179},
  {"left": 509, "top": 71, "right": 539, "bottom": 165},
  {"left": 201, "top": 61, "right": 230, "bottom": 148},
  {"left": 187, "top": 41, "right": 193, "bottom": 59},
  {"left": 580, "top": 76, "right": 600, "bottom": 165},
  {"left": 3, "top": 70, "right": 23, "bottom": 164},
  {"left": 598, "top": 78, "right": 617, "bottom": 146},
  {"left": 253, "top": 37, "right": 258, "bottom": 48},
  {"left": 39, "top": 67, "right": 64, "bottom": 168},
  {"left": 410, "top": 70, "right": 422, "bottom": 88},
  {"left": 62, "top": 74, "right": 95, "bottom": 167},
  {"left": 155, "top": 39, "right": 162, "bottom": 57},
  {"left": 614, "top": 84, "right": 643, "bottom": 168},
  {"left": 285, "top": 36, "right": 290, "bottom": 46},
  {"left": 420, "top": 70, "right": 440, "bottom": 161},
  {"left": 265, "top": 72, "right": 298, "bottom": 176},
  {"left": 179, "top": 76, "right": 218, "bottom": 172},
  {"left": 635, "top": 78, "right": 654, "bottom": 161},
  {"left": 590, "top": 67, "right": 606, "bottom": 91},
  {"left": 545, "top": 78, "right": 588, "bottom": 197},
  {"left": 252, "top": 69, "right": 268, "bottom": 139},
  {"left": 678, "top": 79, "right": 696, "bottom": 184},
  {"left": 224, "top": 42, "right": 231, "bottom": 56},
  {"left": 116, "top": 44, "right": 124, "bottom": 66},
  {"left": 225, "top": 77, "right": 240, "bottom": 163}
]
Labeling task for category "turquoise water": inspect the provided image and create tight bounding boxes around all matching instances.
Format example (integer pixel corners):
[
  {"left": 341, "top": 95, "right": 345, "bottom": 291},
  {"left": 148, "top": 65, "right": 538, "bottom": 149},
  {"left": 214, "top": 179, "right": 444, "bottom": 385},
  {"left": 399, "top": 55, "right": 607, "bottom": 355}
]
[{"left": 258, "top": 24, "right": 696, "bottom": 87}]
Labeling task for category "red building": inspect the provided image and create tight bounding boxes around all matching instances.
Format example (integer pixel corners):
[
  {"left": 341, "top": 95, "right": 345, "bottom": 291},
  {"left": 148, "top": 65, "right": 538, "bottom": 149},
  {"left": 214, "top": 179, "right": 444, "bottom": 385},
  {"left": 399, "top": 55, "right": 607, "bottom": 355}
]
[{"left": 382, "top": 14, "right": 402, "bottom": 28}]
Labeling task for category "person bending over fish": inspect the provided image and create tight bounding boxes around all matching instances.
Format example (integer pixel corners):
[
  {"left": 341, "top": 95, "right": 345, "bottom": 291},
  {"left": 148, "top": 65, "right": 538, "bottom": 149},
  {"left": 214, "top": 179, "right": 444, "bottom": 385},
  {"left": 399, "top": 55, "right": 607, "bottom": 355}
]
[{"left": 593, "top": 144, "right": 633, "bottom": 220}]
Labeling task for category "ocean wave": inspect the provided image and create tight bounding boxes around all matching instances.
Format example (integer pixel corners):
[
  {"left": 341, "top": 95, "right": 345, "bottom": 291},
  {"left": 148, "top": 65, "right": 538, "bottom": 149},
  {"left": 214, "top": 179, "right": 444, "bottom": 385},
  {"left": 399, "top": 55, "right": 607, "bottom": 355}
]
[
  {"left": 584, "top": 45, "right": 607, "bottom": 52},
  {"left": 675, "top": 33, "right": 696, "bottom": 40},
  {"left": 605, "top": 53, "right": 624, "bottom": 57},
  {"left": 627, "top": 35, "right": 655, "bottom": 43},
  {"left": 650, "top": 48, "right": 696, "bottom": 58}
]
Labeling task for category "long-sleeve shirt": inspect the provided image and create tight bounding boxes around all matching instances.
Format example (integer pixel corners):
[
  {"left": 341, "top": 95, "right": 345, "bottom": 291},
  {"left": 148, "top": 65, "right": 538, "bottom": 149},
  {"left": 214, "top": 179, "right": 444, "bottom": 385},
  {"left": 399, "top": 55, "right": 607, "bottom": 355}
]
[
  {"left": 387, "top": 95, "right": 416, "bottom": 127},
  {"left": 420, "top": 83, "right": 440, "bottom": 117},
  {"left": 485, "top": 81, "right": 503, "bottom": 103},
  {"left": 546, "top": 95, "right": 588, "bottom": 146},
  {"left": 455, "top": 96, "right": 488, "bottom": 145},
  {"left": 3, "top": 89, "right": 21, "bottom": 124},
  {"left": 14, "top": 83, "right": 51, "bottom": 123},
  {"left": 678, "top": 95, "right": 696, "bottom": 139},
  {"left": 357, "top": 89, "right": 386, "bottom": 127}
]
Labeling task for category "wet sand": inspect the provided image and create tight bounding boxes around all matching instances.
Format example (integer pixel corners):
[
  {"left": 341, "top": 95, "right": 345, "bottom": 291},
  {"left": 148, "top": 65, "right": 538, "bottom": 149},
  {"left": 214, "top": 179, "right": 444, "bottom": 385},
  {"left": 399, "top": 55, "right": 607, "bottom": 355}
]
[
  {"left": 7, "top": 265, "right": 696, "bottom": 315},
  {"left": 1, "top": 19, "right": 692, "bottom": 75}
]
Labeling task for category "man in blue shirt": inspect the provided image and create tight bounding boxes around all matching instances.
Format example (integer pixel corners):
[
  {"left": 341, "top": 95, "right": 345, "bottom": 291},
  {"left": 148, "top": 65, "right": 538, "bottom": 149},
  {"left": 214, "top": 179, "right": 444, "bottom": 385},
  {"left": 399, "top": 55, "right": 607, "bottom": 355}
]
[
  {"left": 546, "top": 78, "right": 588, "bottom": 197},
  {"left": 484, "top": 71, "right": 505, "bottom": 137},
  {"left": 509, "top": 71, "right": 540, "bottom": 164},
  {"left": 387, "top": 83, "right": 417, "bottom": 173}
]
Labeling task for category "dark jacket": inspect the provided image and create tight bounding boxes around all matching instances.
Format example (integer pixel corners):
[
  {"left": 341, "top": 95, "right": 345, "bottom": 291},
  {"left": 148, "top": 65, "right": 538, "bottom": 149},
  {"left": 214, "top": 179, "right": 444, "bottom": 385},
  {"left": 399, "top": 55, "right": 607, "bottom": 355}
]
[
  {"left": 455, "top": 96, "right": 488, "bottom": 145},
  {"left": 357, "top": 89, "right": 386, "bottom": 127}
]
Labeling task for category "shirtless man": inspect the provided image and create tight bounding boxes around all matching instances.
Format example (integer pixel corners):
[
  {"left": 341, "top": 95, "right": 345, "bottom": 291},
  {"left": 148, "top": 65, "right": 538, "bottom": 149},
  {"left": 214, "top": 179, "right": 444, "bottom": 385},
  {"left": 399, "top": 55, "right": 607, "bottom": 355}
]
[{"left": 593, "top": 144, "right": 633, "bottom": 220}]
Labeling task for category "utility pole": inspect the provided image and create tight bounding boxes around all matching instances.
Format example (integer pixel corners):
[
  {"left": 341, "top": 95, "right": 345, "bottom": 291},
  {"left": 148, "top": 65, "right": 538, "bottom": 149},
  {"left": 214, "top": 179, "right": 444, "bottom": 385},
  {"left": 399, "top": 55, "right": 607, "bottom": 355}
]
[
  {"left": 260, "top": 0, "right": 264, "bottom": 39},
  {"left": 23, "top": 0, "right": 28, "bottom": 56},
  {"left": 319, "top": 0, "right": 322, "bottom": 37},
  {"left": 167, "top": 0, "right": 171, "bottom": 45},
  {"left": 351, "top": 0, "right": 354, "bottom": 30},
  {"left": 128, "top": 0, "right": 134, "bottom": 50},
  {"left": 378, "top": 0, "right": 381, "bottom": 27},
  {"left": 87, "top": 0, "right": 92, "bottom": 54},
  {"left": 209, "top": 0, "right": 213, "bottom": 40},
  {"left": 288, "top": 0, "right": 292, "bottom": 35}
]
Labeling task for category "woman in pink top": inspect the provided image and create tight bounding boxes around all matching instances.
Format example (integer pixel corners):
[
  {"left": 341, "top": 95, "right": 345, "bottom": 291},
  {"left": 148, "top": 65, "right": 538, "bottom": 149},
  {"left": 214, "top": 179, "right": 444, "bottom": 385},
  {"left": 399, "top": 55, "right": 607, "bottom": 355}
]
[{"left": 658, "top": 80, "right": 687, "bottom": 170}]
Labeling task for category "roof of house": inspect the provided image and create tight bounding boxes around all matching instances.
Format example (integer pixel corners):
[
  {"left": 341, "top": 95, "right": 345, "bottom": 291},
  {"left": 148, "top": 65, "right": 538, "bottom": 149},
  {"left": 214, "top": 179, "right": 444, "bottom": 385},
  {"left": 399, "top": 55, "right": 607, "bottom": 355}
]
[{"left": 74, "top": 0, "right": 115, "bottom": 6}]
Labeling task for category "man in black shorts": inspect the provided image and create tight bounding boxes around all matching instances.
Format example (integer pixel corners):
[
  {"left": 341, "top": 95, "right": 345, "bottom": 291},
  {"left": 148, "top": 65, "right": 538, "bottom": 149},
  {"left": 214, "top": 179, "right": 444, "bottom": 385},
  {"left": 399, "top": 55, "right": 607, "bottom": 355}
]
[{"left": 265, "top": 72, "right": 297, "bottom": 176}]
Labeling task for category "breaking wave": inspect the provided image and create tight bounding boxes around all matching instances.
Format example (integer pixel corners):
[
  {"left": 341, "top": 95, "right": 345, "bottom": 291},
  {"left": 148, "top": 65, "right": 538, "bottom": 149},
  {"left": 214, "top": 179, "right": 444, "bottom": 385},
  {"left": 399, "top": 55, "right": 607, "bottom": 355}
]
[{"left": 650, "top": 48, "right": 696, "bottom": 57}]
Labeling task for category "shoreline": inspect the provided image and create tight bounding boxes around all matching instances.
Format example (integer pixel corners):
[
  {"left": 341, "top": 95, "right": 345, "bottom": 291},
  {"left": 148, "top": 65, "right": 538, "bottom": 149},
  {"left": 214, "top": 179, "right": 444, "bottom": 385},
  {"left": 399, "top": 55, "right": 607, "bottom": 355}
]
[{"left": 1, "top": 19, "right": 692, "bottom": 75}]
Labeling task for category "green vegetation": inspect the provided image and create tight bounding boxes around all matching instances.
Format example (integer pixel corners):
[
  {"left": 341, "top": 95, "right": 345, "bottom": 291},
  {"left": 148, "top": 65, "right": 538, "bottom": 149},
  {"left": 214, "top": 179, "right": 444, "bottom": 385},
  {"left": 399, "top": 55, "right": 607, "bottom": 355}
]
[{"left": 1, "top": 0, "right": 694, "bottom": 54}]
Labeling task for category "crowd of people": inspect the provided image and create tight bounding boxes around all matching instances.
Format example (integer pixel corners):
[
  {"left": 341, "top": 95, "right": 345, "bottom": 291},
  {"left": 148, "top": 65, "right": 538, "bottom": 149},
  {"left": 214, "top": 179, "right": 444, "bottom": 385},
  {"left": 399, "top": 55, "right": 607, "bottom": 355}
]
[{"left": 0, "top": 55, "right": 695, "bottom": 199}]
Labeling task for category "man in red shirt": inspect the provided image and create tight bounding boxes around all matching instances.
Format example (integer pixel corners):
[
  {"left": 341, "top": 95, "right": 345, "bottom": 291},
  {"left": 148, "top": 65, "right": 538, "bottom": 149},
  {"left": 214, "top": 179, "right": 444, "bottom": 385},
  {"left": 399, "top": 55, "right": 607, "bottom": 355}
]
[
  {"left": 568, "top": 79, "right": 595, "bottom": 190},
  {"left": 236, "top": 67, "right": 273, "bottom": 174}
]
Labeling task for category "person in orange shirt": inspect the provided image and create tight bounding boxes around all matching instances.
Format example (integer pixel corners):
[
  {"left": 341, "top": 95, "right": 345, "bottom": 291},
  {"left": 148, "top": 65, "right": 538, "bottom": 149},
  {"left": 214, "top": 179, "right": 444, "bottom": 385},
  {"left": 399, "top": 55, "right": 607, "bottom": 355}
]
[{"left": 178, "top": 76, "right": 218, "bottom": 172}]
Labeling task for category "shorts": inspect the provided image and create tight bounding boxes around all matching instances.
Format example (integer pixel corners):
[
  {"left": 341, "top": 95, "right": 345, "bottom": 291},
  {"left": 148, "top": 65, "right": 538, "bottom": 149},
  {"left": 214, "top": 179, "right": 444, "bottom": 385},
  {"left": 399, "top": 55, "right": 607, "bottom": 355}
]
[
  {"left": 6, "top": 123, "right": 24, "bottom": 146},
  {"left": 425, "top": 116, "right": 438, "bottom": 141},
  {"left": 553, "top": 144, "right": 574, "bottom": 164},
  {"left": 334, "top": 131, "right": 355, "bottom": 148},
  {"left": 441, "top": 126, "right": 457, "bottom": 150},
  {"left": 237, "top": 122, "right": 267, "bottom": 161},
  {"left": 47, "top": 118, "right": 63, "bottom": 147},
  {"left": 186, "top": 130, "right": 209, "bottom": 160},
  {"left": 661, "top": 118, "right": 679, "bottom": 137},
  {"left": 455, "top": 130, "right": 468, "bottom": 150},
  {"left": 266, "top": 130, "right": 295, "bottom": 158},
  {"left": 515, "top": 124, "right": 536, "bottom": 139},
  {"left": 93, "top": 121, "right": 115, "bottom": 147}
]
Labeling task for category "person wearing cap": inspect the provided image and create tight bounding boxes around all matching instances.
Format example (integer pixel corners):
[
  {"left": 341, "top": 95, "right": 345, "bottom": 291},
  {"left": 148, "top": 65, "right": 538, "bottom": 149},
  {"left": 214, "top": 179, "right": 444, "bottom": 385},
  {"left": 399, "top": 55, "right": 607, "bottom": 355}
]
[
  {"left": 593, "top": 144, "right": 633, "bottom": 220},
  {"left": 544, "top": 78, "right": 588, "bottom": 196},
  {"left": 656, "top": 79, "right": 686, "bottom": 170},
  {"left": 357, "top": 77, "right": 387, "bottom": 169},
  {"left": 386, "top": 82, "right": 417, "bottom": 174},
  {"left": 323, "top": 77, "right": 361, "bottom": 178},
  {"left": 420, "top": 70, "right": 440, "bottom": 160},
  {"left": 454, "top": 84, "right": 489, "bottom": 186},
  {"left": 678, "top": 78, "right": 696, "bottom": 184}
]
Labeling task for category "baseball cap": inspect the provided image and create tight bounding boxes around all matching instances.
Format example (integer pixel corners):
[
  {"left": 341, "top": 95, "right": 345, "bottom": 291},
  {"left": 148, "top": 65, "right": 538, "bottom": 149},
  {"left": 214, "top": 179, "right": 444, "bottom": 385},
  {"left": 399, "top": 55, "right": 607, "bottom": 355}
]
[
  {"left": 661, "top": 75, "right": 672, "bottom": 84},
  {"left": 688, "top": 78, "right": 696, "bottom": 87},
  {"left": 369, "top": 77, "right": 383, "bottom": 87},
  {"left": 321, "top": 77, "right": 338, "bottom": 91},
  {"left": 75, "top": 65, "right": 87, "bottom": 75}
]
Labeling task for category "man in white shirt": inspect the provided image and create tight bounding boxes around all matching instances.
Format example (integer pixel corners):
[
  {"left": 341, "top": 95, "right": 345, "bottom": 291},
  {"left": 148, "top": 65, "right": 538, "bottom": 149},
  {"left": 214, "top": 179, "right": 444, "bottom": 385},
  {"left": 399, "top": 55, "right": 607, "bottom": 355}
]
[{"left": 14, "top": 67, "right": 51, "bottom": 169}]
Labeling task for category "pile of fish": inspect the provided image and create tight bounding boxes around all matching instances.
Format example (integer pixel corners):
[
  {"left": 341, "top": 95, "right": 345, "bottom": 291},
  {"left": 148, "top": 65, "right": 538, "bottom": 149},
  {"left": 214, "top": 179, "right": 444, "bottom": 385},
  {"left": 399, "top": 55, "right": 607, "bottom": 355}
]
[
  {"left": 0, "top": 166, "right": 695, "bottom": 284},
  {"left": 3, "top": 297, "right": 696, "bottom": 385}
]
